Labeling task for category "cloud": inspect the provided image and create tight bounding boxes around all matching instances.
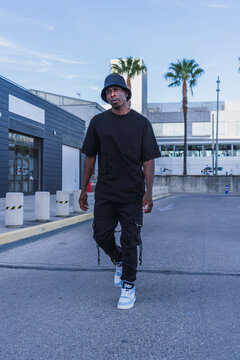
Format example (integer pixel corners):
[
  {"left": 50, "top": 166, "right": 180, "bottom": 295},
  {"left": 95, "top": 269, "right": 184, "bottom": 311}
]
[
  {"left": 48, "top": 25, "right": 56, "bottom": 31},
  {"left": 203, "top": 3, "right": 231, "bottom": 8},
  {"left": 204, "top": 64, "right": 216, "bottom": 69},
  {"left": 58, "top": 74, "right": 78, "bottom": 79},
  {"left": 0, "top": 7, "right": 57, "bottom": 31},
  {"left": 32, "top": 51, "right": 84, "bottom": 64},
  {"left": 0, "top": 36, "right": 20, "bottom": 49},
  {"left": 89, "top": 86, "right": 101, "bottom": 91},
  {"left": 36, "top": 67, "right": 50, "bottom": 73},
  {"left": 201, "top": 1, "right": 234, "bottom": 8},
  {"left": 0, "top": 35, "right": 86, "bottom": 65}
]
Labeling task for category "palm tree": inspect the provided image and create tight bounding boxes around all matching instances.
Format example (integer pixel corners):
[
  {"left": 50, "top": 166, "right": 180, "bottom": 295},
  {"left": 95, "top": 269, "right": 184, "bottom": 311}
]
[
  {"left": 164, "top": 59, "right": 204, "bottom": 175},
  {"left": 111, "top": 57, "right": 146, "bottom": 106},
  {"left": 238, "top": 57, "right": 240, "bottom": 72}
]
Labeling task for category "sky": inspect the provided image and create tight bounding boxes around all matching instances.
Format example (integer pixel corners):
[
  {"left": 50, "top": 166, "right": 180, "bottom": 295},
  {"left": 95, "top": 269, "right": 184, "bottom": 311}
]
[{"left": 0, "top": 0, "right": 239, "bottom": 105}]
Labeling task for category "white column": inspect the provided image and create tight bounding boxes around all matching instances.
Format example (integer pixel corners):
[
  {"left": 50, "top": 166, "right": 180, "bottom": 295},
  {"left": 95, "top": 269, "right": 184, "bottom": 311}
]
[
  {"left": 56, "top": 191, "right": 69, "bottom": 216},
  {"left": 35, "top": 192, "right": 50, "bottom": 221},
  {"left": 5, "top": 192, "right": 24, "bottom": 227}
]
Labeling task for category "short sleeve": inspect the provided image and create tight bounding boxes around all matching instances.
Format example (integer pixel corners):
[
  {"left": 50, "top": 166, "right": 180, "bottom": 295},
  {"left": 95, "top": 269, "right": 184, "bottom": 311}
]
[
  {"left": 141, "top": 120, "right": 161, "bottom": 162},
  {"left": 81, "top": 117, "right": 99, "bottom": 156}
]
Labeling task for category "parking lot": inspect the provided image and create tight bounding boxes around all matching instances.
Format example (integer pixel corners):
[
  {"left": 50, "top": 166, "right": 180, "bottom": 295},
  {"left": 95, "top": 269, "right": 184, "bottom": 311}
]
[{"left": 1, "top": 194, "right": 240, "bottom": 360}]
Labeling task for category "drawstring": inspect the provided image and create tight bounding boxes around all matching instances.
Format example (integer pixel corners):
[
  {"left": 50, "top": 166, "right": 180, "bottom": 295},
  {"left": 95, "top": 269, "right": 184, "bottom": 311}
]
[
  {"left": 95, "top": 228, "right": 121, "bottom": 266},
  {"left": 139, "top": 239, "right": 143, "bottom": 266}
]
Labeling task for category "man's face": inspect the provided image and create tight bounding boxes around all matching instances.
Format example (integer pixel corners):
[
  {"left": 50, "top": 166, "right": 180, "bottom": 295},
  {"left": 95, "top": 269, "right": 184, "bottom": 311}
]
[{"left": 105, "top": 86, "right": 128, "bottom": 108}]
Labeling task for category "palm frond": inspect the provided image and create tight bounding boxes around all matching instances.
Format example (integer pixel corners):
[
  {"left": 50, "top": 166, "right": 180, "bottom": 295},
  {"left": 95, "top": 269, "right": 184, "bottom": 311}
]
[
  {"left": 168, "top": 80, "right": 181, "bottom": 88},
  {"left": 164, "top": 58, "right": 204, "bottom": 96},
  {"left": 111, "top": 63, "right": 124, "bottom": 75},
  {"left": 111, "top": 56, "right": 146, "bottom": 80}
]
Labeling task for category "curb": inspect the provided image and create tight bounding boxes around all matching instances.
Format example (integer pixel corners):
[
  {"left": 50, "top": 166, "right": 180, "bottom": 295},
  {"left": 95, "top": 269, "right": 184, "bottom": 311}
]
[
  {"left": 0, "top": 193, "right": 171, "bottom": 247},
  {"left": 0, "top": 213, "right": 93, "bottom": 246}
]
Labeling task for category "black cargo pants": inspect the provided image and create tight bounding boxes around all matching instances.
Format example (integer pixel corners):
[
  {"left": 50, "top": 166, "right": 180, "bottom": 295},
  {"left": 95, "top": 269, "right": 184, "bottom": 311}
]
[{"left": 93, "top": 199, "right": 143, "bottom": 282}]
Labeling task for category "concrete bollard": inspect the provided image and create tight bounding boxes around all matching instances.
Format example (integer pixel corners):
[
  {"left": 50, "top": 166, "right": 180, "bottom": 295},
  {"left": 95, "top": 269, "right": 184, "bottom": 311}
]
[
  {"left": 35, "top": 192, "right": 50, "bottom": 221},
  {"left": 73, "top": 190, "right": 82, "bottom": 213},
  {"left": 56, "top": 191, "right": 69, "bottom": 216},
  {"left": 5, "top": 192, "right": 24, "bottom": 227}
]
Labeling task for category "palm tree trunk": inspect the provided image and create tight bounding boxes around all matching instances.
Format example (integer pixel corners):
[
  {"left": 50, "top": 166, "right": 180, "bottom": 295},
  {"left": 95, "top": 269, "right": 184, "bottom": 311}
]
[
  {"left": 127, "top": 77, "right": 131, "bottom": 108},
  {"left": 182, "top": 80, "right": 188, "bottom": 175}
]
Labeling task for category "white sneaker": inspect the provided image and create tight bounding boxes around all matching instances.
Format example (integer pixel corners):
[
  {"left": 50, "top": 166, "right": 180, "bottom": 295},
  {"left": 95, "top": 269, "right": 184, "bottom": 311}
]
[
  {"left": 117, "top": 281, "right": 136, "bottom": 310},
  {"left": 114, "top": 263, "right": 122, "bottom": 287}
]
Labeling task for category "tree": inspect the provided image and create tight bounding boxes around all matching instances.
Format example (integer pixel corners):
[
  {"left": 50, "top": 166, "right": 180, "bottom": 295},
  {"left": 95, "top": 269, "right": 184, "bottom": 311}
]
[
  {"left": 164, "top": 59, "right": 204, "bottom": 175},
  {"left": 111, "top": 57, "right": 146, "bottom": 106}
]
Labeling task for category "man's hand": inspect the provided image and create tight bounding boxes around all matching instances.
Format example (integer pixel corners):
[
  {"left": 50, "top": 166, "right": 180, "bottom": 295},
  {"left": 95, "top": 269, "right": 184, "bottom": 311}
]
[
  {"left": 142, "top": 192, "right": 153, "bottom": 213},
  {"left": 79, "top": 190, "right": 89, "bottom": 211}
]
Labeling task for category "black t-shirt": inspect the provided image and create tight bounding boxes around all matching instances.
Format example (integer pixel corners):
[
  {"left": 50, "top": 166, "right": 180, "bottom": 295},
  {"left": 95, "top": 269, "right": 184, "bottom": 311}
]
[{"left": 82, "top": 109, "right": 161, "bottom": 203}]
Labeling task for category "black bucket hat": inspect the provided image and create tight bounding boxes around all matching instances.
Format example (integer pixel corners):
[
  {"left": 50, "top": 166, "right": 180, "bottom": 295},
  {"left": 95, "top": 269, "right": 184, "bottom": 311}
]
[{"left": 101, "top": 74, "right": 132, "bottom": 103}]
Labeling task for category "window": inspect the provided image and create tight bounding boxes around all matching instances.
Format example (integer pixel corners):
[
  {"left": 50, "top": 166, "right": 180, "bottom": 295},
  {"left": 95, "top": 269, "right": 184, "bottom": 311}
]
[
  {"left": 152, "top": 124, "right": 163, "bottom": 136},
  {"left": 202, "top": 144, "right": 213, "bottom": 157},
  {"left": 218, "top": 122, "right": 227, "bottom": 136},
  {"left": 163, "top": 123, "right": 184, "bottom": 136},
  {"left": 218, "top": 144, "right": 231, "bottom": 156},
  {"left": 233, "top": 144, "right": 240, "bottom": 156},
  {"left": 152, "top": 123, "right": 184, "bottom": 137},
  {"left": 188, "top": 145, "right": 203, "bottom": 157},
  {"left": 236, "top": 122, "right": 240, "bottom": 136},
  {"left": 161, "top": 145, "right": 174, "bottom": 157},
  {"left": 175, "top": 145, "right": 184, "bottom": 157},
  {"left": 192, "top": 122, "right": 211, "bottom": 136},
  {"left": 8, "top": 131, "right": 40, "bottom": 194}
]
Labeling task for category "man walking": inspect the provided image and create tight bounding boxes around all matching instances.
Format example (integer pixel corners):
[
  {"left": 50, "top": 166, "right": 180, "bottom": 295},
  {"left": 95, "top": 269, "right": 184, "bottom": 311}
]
[{"left": 79, "top": 74, "right": 160, "bottom": 309}]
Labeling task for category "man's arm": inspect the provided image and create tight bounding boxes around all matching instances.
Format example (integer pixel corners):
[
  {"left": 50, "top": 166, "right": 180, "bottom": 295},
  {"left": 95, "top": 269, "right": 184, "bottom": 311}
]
[
  {"left": 79, "top": 155, "right": 96, "bottom": 211},
  {"left": 142, "top": 159, "right": 155, "bottom": 213}
]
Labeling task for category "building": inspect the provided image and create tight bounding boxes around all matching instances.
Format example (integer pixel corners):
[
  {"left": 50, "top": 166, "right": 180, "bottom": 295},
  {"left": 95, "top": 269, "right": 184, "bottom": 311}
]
[
  {"left": 29, "top": 89, "right": 105, "bottom": 128},
  {"left": 110, "top": 58, "right": 148, "bottom": 116},
  {"left": 0, "top": 75, "right": 86, "bottom": 197},
  {"left": 148, "top": 101, "right": 240, "bottom": 175}
]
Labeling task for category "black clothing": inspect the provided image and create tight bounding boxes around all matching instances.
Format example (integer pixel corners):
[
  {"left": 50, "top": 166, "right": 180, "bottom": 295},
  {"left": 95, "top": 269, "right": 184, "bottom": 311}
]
[
  {"left": 82, "top": 109, "right": 160, "bottom": 204},
  {"left": 93, "top": 199, "right": 143, "bottom": 282},
  {"left": 82, "top": 109, "right": 160, "bottom": 282}
]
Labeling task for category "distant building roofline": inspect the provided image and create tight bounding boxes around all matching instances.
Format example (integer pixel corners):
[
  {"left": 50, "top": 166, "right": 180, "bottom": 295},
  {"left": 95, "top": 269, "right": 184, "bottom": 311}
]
[{"left": 28, "top": 89, "right": 105, "bottom": 111}]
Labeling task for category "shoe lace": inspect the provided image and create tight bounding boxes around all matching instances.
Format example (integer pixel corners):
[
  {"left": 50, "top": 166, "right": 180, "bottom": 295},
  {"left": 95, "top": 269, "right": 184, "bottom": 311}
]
[{"left": 121, "top": 288, "right": 131, "bottom": 298}]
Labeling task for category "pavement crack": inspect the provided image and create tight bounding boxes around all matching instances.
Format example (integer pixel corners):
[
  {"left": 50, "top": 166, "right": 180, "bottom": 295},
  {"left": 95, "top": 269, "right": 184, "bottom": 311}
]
[{"left": 0, "top": 263, "right": 240, "bottom": 277}]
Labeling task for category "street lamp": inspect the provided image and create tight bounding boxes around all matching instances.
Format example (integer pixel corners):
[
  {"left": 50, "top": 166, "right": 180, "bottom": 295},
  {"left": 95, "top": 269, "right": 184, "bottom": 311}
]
[
  {"left": 215, "top": 76, "right": 220, "bottom": 175},
  {"left": 212, "top": 113, "right": 214, "bottom": 174}
]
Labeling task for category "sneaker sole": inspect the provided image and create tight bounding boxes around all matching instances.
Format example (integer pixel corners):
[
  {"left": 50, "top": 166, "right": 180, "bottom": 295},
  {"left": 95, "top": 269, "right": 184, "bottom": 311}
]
[{"left": 117, "top": 297, "right": 136, "bottom": 310}]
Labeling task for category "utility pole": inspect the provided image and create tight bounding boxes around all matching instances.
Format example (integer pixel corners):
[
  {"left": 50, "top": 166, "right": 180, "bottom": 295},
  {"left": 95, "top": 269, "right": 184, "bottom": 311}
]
[
  {"left": 212, "top": 113, "right": 214, "bottom": 174},
  {"left": 215, "top": 76, "right": 220, "bottom": 175}
]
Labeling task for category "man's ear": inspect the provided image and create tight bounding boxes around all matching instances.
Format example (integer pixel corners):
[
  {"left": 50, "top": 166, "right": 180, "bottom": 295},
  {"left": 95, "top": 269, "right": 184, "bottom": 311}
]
[{"left": 124, "top": 90, "right": 128, "bottom": 99}]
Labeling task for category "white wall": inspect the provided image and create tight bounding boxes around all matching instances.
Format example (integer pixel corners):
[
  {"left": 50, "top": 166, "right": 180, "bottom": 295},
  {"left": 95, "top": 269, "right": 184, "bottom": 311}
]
[
  {"left": 9, "top": 95, "right": 45, "bottom": 124},
  {"left": 211, "top": 110, "right": 240, "bottom": 139},
  {"left": 62, "top": 145, "right": 79, "bottom": 192},
  {"left": 60, "top": 104, "right": 103, "bottom": 128}
]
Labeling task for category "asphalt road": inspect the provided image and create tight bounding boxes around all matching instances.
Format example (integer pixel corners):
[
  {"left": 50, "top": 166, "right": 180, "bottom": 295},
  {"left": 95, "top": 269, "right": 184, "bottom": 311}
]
[{"left": 1, "top": 194, "right": 240, "bottom": 360}]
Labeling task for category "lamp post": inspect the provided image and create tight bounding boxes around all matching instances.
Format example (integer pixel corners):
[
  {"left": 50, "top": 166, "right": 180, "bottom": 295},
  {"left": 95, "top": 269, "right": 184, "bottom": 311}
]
[
  {"left": 212, "top": 113, "right": 214, "bottom": 174},
  {"left": 215, "top": 76, "right": 220, "bottom": 175}
]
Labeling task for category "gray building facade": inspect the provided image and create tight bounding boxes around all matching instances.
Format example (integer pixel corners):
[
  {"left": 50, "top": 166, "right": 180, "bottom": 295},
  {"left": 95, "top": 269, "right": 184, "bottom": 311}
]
[{"left": 0, "top": 75, "right": 85, "bottom": 197}]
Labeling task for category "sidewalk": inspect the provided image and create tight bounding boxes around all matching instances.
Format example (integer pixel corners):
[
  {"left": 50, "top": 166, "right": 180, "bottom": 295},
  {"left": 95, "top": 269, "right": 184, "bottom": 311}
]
[
  {"left": 0, "top": 193, "right": 95, "bottom": 244},
  {"left": 0, "top": 192, "right": 170, "bottom": 245}
]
